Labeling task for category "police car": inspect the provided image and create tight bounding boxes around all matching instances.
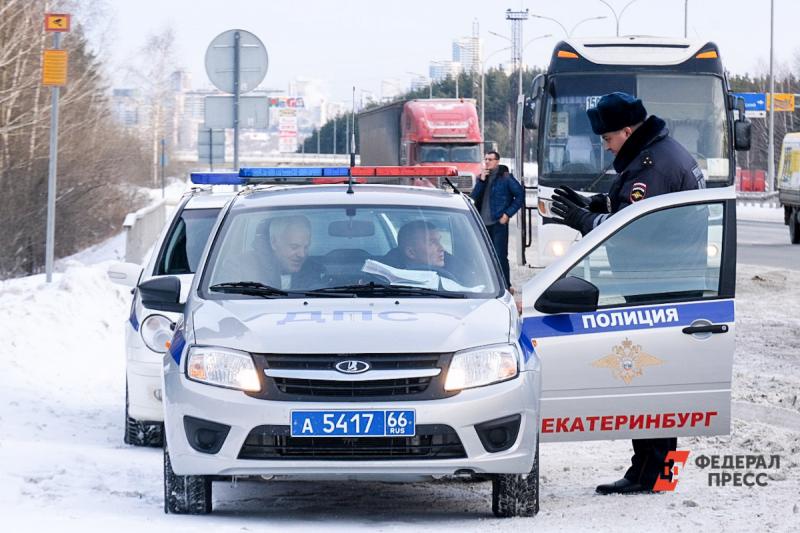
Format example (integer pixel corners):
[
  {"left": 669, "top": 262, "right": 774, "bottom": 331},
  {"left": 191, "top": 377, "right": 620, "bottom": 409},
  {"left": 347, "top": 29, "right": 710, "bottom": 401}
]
[
  {"left": 139, "top": 167, "right": 736, "bottom": 517},
  {"left": 108, "top": 187, "right": 234, "bottom": 446}
]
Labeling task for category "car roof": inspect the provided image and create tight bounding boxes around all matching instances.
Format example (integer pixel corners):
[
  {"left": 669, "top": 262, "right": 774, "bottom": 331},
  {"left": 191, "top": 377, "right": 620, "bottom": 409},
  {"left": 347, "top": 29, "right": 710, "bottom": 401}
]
[
  {"left": 231, "top": 184, "right": 472, "bottom": 210},
  {"left": 183, "top": 188, "right": 236, "bottom": 209}
]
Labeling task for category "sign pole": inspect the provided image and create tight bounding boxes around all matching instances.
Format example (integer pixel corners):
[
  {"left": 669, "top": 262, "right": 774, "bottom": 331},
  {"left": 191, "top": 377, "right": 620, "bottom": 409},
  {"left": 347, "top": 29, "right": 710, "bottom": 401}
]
[
  {"left": 233, "top": 31, "right": 240, "bottom": 174},
  {"left": 209, "top": 128, "right": 214, "bottom": 171},
  {"left": 45, "top": 31, "right": 62, "bottom": 282},
  {"left": 767, "top": 0, "right": 775, "bottom": 193}
]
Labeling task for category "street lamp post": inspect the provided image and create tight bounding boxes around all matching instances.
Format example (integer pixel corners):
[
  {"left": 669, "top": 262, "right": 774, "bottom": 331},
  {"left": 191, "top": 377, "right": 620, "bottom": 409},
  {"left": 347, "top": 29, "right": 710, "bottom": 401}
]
[
  {"left": 529, "top": 14, "right": 607, "bottom": 37},
  {"left": 684, "top": 0, "right": 689, "bottom": 38},
  {"left": 597, "top": 0, "right": 642, "bottom": 37}
]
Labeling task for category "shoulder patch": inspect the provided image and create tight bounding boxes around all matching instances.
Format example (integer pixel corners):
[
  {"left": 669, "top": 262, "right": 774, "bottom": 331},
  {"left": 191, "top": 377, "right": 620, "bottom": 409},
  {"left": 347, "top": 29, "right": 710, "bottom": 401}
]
[
  {"left": 630, "top": 182, "right": 647, "bottom": 202},
  {"left": 691, "top": 165, "right": 706, "bottom": 188}
]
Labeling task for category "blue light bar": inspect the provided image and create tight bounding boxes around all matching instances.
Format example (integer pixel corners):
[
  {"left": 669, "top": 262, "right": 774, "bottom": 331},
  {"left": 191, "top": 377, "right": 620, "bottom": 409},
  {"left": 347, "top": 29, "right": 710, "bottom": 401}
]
[
  {"left": 190, "top": 172, "right": 244, "bottom": 185},
  {"left": 238, "top": 167, "right": 350, "bottom": 178}
]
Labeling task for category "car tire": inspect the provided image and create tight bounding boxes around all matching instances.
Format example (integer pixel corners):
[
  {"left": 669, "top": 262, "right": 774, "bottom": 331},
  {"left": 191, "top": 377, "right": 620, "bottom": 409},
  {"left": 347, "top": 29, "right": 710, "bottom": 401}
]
[
  {"left": 163, "top": 442, "right": 212, "bottom": 514},
  {"left": 491, "top": 440, "right": 539, "bottom": 518},
  {"left": 790, "top": 208, "right": 800, "bottom": 244},
  {"left": 124, "top": 382, "right": 163, "bottom": 447}
]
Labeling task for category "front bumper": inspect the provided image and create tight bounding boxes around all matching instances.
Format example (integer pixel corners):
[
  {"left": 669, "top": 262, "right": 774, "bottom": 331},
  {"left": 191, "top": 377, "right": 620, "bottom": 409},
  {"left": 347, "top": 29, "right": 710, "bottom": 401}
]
[{"left": 164, "top": 369, "right": 540, "bottom": 476}]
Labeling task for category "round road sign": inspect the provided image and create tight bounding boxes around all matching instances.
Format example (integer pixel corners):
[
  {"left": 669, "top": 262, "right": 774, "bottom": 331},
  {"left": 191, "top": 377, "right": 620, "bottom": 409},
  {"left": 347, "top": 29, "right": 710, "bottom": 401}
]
[{"left": 204, "top": 29, "right": 268, "bottom": 94}]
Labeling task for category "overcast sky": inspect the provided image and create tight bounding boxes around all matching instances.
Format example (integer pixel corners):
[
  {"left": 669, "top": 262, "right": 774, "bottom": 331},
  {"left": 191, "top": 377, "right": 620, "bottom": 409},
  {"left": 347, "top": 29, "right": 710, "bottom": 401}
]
[{"left": 96, "top": 0, "right": 799, "bottom": 101}]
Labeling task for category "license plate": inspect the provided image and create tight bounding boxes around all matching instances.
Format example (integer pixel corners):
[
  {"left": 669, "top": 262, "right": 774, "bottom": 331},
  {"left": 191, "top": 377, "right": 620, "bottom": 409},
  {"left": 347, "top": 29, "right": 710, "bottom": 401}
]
[{"left": 290, "top": 410, "right": 416, "bottom": 437}]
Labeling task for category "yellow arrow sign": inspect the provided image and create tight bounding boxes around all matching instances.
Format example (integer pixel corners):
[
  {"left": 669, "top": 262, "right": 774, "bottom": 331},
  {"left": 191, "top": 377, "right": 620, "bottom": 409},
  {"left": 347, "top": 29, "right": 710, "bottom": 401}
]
[
  {"left": 42, "top": 49, "right": 68, "bottom": 86},
  {"left": 45, "top": 13, "right": 70, "bottom": 32}
]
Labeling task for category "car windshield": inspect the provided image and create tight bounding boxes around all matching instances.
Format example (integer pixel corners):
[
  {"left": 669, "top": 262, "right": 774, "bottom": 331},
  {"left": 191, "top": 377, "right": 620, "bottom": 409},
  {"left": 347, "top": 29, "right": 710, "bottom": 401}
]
[
  {"left": 155, "top": 208, "right": 220, "bottom": 275},
  {"left": 540, "top": 73, "right": 729, "bottom": 192},
  {"left": 201, "top": 204, "right": 501, "bottom": 298},
  {"left": 418, "top": 143, "right": 481, "bottom": 163}
]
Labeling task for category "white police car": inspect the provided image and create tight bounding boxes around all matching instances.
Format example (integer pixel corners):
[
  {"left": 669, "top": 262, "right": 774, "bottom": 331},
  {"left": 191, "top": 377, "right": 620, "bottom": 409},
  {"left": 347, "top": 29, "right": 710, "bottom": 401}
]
[
  {"left": 108, "top": 186, "right": 234, "bottom": 446},
  {"left": 140, "top": 167, "right": 736, "bottom": 517}
]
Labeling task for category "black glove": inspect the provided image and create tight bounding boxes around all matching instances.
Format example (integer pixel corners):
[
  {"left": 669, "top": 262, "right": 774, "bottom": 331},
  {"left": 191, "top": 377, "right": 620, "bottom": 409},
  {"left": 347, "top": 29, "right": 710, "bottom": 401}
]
[
  {"left": 555, "top": 186, "right": 609, "bottom": 214},
  {"left": 551, "top": 191, "right": 595, "bottom": 236},
  {"left": 554, "top": 186, "right": 589, "bottom": 209}
]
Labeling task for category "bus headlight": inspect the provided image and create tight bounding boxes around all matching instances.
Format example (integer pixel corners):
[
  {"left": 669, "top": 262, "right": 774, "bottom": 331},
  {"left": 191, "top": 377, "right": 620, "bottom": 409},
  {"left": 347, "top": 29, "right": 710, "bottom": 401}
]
[
  {"left": 444, "top": 344, "right": 519, "bottom": 391},
  {"left": 538, "top": 198, "right": 552, "bottom": 217},
  {"left": 186, "top": 346, "right": 261, "bottom": 392},
  {"left": 707, "top": 244, "right": 719, "bottom": 258},
  {"left": 141, "top": 314, "right": 174, "bottom": 353}
]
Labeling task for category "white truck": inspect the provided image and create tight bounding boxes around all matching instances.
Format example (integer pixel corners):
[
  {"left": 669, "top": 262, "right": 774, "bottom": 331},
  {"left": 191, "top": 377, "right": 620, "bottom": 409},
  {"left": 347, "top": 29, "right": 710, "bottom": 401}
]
[{"left": 777, "top": 132, "right": 800, "bottom": 243}]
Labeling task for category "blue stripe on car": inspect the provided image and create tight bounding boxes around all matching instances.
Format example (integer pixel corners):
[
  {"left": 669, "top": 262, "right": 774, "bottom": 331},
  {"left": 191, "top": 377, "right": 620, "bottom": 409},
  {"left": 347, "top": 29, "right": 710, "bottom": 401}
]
[
  {"left": 169, "top": 328, "right": 186, "bottom": 364},
  {"left": 128, "top": 300, "right": 139, "bottom": 332},
  {"left": 522, "top": 299, "right": 734, "bottom": 340}
]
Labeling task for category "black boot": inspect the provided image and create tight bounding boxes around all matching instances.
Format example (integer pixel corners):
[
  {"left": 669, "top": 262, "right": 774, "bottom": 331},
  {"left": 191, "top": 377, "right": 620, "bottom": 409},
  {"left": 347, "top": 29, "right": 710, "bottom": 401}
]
[{"left": 595, "top": 478, "right": 651, "bottom": 495}]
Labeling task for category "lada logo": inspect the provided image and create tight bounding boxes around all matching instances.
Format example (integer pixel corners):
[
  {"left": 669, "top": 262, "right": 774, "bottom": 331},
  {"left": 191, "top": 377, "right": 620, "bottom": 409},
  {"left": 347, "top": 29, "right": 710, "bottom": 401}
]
[{"left": 335, "top": 360, "right": 371, "bottom": 374}]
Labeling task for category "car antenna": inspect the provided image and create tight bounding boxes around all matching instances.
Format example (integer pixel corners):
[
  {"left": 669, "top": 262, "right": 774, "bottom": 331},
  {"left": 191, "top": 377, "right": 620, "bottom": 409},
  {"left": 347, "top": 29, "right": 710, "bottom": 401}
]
[
  {"left": 347, "top": 86, "right": 356, "bottom": 195},
  {"left": 443, "top": 176, "right": 462, "bottom": 195}
]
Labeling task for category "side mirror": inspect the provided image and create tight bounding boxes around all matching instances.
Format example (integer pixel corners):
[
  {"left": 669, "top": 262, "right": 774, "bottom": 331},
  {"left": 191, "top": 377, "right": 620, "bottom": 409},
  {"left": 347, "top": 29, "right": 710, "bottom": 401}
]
[
  {"left": 139, "top": 276, "right": 183, "bottom": 313},
  {"left": 734, "top": 119, "right": 751, "bottom": 151},
  {"left": 523, "top": 74, "right": 545, "bottom": 130},
  {"left": 107, "top": 262, "right": 142, "bottom": 288},
  {"left": 522, "top": 97, "right": 538, "bottom": 130},
  {"left": 534, "top": 276, "right": 599, "bottom": 314}
]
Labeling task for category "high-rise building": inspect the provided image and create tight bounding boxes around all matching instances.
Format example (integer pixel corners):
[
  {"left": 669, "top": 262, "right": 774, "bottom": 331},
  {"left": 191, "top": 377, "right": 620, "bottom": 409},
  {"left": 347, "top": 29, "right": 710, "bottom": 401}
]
[
  {"left": 429, "top": 61, "right": 462, "bottom": 82},
  {"left": 452, "top": 35, "right": 481, "bottom": 73},
  {"left": 111, "top": 89, "right": 141, "bottom": 127}
]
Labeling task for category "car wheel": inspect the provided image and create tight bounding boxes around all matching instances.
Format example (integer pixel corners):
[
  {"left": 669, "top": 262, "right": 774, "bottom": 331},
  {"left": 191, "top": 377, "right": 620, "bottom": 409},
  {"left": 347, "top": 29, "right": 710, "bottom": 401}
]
[
  {"left": 124, "top": 382, "right": 164, "bottom": 447},
  {"left": 163, "top": 441, "right": 212, "bottom": 514},
  {"left": 790, "top": 208, "right": 800, "bottom": 244},
  {"left": 491, "top": 440, "right": 539, "bottom": 518}
]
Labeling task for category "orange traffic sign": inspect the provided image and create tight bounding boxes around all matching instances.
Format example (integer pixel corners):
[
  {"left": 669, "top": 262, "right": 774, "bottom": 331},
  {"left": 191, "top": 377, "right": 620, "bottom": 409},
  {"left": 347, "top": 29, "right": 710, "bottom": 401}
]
[
  {"left": 42, "top": 49, "right": 68, "bottom": 86},
  {"left": 44, "top": 13, "right": 70, "bottom": 32},
  {"left": 767, "top": 93, "right": 796, "bottom": 112}
]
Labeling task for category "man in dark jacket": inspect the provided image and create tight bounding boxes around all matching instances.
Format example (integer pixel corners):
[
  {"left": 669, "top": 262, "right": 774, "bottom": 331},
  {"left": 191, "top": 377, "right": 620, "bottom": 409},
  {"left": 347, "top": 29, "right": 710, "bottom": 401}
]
[
  {"left": 551, "top": 92, "right": 705, "bottom": 496},
  {"left": 470, "top": 151, "right": 525, "bottom": 289}
]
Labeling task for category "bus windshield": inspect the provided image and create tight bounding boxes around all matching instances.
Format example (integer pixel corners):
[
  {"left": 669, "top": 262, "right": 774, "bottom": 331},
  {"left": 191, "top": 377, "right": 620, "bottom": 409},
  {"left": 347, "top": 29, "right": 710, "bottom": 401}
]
[{"left": 540, "top": 73, "right": 729, "bottom": 192}]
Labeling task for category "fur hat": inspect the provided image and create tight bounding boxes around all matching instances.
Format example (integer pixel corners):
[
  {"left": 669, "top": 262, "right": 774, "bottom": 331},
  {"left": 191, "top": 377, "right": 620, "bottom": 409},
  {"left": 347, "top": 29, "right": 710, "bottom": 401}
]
[{"left": 587, "top": 92, "right": 647, "bottom": 135}]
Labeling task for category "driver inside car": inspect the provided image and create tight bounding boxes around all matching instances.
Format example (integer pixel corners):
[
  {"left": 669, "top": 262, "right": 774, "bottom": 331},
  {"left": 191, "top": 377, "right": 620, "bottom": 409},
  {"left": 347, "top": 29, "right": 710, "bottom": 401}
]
[{"left": 380, "top": 220, "right": 446, "bottom": 270}]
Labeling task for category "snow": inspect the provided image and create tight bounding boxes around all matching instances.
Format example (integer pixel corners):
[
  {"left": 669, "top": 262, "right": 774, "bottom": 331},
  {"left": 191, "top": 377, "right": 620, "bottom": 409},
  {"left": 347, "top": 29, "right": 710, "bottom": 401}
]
[{"left": 1, "top": 234, "right": 798, "bottom": 531}]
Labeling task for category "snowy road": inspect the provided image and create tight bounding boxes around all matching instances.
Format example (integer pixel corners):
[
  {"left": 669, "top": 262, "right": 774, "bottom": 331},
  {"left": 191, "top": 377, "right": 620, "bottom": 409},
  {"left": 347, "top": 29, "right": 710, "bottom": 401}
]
[
  {"left": 1, "top": 236, "right": 798, "bottom": 531},
  {"left": 737, "top": 219, "right": 798, "bottom": 271}
]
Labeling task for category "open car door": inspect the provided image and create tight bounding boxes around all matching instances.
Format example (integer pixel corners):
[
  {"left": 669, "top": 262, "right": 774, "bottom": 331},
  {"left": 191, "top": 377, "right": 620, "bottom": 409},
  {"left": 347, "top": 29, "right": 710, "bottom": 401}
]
[{"left": 522, "top": 187, "right": 736, "bottom": 442}]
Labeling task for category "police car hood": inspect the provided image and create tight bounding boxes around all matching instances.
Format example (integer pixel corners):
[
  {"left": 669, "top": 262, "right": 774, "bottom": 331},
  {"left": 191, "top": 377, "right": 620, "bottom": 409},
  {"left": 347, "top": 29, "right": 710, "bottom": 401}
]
[{"left": 191, "top": 298, "right": 512, "bottom": 353}]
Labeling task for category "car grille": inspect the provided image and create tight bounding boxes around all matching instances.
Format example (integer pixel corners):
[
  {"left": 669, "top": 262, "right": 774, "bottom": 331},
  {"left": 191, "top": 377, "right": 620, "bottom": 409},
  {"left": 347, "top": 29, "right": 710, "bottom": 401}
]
[
  {"left": 273, "top": 376, "right": 431, "bottom": 397},
  {"left": 238, "top": 424, "right": 466, "bottom": 460},
  {"left": 248, "top": 353, "right": 458, "bottom": 402}
]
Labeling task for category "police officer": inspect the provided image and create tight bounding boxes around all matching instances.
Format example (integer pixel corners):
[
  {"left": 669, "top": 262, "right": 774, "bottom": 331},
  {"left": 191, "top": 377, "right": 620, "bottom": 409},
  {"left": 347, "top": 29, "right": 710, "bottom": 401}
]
[{"left": 551, "top": 92, "right": 705, "bottom": 495}]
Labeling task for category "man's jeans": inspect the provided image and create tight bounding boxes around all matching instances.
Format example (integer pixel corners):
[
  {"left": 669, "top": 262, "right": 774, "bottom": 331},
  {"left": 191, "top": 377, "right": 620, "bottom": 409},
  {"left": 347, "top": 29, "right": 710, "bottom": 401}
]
[{"left": 487, "top": 222, "right": 510, "bottom": 288}]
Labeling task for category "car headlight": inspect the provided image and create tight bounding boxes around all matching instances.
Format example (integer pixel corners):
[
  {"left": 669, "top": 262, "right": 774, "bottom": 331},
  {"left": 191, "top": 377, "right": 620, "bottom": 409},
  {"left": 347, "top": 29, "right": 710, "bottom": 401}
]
[
  {"left": 186, "top": 346, "right": 261, "bottom": 392},
  {"left": 444, "top": 344, "right": 519, "bottom": 391},
  {"left": 141, "top": 314, "right": 174, "bottom": 353}
]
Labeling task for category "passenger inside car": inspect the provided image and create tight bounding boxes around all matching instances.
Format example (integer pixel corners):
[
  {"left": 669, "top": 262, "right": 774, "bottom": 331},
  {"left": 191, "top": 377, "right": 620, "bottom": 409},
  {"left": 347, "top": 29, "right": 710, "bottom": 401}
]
[{"left": 237, "top": 215, "right": 327, "bottom": 290}]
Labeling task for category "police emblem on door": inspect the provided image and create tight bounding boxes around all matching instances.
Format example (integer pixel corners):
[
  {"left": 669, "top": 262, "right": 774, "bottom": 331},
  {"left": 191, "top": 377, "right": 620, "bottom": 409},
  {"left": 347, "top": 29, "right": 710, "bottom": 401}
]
[{"left": 592, "top": 338, "right": 662, "bottom": 384}]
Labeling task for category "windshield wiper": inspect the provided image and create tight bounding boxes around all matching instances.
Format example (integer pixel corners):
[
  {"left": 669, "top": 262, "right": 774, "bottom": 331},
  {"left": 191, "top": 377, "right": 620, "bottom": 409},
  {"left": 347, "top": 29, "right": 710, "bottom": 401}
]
[
  {"left": 306, "top": 282, "right": 466, "bottom": 298},
  {"left": 209, "top": 281, "right": 289, "bottom": 298}
]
